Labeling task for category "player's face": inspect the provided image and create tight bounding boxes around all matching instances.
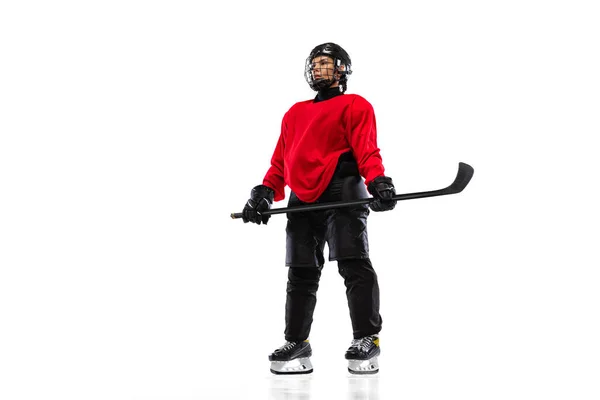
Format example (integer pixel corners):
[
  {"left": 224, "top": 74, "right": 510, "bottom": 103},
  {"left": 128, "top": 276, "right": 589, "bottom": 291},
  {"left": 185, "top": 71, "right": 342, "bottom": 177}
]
[{"left": 311, "top": 56, "right": 335, "bottom": 80}]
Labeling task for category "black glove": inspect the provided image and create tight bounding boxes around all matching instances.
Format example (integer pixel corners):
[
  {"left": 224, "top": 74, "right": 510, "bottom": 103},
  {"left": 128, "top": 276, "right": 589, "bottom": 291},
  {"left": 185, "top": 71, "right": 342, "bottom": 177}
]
[
  {"left": 242, "top": 185, "right": 275, "bottom": 225},
  {"left": 367, "top": 176, "right": 397, "bottom": 212}
]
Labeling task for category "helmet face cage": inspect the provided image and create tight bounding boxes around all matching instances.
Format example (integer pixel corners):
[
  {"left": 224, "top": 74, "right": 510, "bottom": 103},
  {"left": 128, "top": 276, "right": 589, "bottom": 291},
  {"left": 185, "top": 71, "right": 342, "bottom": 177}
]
[{"left": 304, "top": 43, "right": 352, "bottom": 92}]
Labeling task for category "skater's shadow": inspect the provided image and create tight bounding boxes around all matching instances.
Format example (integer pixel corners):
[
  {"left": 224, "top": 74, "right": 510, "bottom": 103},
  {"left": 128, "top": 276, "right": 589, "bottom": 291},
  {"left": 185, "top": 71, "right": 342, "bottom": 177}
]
[
  {"left": 347, "top": 374, "right": 379, "bottom": 400},
  {"left": 268, "top": 374, "right": 313, "bottom": 400}
]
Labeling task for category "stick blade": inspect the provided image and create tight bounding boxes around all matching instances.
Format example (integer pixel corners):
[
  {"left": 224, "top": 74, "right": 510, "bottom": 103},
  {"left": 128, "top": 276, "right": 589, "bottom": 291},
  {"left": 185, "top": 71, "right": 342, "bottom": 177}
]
[{"left": 447, "top": 162, "right": 474, "bottom": 194}]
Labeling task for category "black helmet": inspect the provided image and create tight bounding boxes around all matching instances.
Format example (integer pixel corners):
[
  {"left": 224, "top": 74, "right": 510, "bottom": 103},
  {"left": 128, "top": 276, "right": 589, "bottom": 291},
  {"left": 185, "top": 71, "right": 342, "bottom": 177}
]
[{"left": 304, "top": 42, "right": 353, "bottom": 92}]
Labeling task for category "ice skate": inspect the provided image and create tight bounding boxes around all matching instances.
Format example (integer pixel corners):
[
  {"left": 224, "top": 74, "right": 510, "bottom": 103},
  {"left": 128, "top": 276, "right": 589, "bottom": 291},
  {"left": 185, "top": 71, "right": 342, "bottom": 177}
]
[
  {"left": 345, "top": 334, "right": 380, "bottom": 374},
  {"left": 269, "top": 340, "right": 313, "bottom": 374}
]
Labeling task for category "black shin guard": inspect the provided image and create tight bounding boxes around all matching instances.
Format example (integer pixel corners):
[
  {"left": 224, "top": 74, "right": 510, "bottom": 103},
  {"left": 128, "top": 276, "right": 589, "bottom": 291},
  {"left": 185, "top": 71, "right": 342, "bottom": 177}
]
[
  {"left": 284, "top": 266, "right": 323, "bottom": 341},
  {"left": 337, "top": 258, "right": 382, "bottom": 338}
]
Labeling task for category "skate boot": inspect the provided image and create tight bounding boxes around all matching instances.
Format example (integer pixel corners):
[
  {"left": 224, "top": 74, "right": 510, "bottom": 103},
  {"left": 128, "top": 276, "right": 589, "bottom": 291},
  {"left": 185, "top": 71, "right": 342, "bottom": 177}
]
[
  {"left": 345, "top": 334, "right": 380, "bottom": 374},
  {"left": 269, "top": 339, "right": 313, "bottom": 374}
]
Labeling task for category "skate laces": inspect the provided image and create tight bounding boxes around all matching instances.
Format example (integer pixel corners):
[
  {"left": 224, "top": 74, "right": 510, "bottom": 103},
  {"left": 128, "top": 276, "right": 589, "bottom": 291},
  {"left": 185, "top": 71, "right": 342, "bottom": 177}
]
[
  {"left": 351, "top": 336, "right": 376, "bottom": 352},
  {"left": 277, "top": 341, "right": 298, "bottom": 352}
]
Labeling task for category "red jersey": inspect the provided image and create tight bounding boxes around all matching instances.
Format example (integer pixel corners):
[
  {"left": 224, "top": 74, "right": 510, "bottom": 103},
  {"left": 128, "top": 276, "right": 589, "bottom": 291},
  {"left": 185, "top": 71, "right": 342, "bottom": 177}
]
[{"left": 263, "top": 93, "right": 386, "bottom": 203}]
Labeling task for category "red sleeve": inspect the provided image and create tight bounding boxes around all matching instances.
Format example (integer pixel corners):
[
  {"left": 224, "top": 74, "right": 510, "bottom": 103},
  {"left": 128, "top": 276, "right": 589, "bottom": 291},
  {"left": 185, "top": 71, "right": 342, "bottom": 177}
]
[
  {"left": 262, "top": 114, "right": 287, "bottom": 202},
  {"left": 347, "top": 96, "right": 385, "bottom": 186}
]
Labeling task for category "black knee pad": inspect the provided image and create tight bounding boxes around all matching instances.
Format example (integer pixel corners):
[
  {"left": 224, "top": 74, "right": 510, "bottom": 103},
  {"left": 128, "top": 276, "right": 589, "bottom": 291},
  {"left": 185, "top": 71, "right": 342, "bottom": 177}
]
[
  {"left": 338, "top": 258, "right": 378, "bottom": 282},
  {"left": 287, "top": 266, "right": 323, "bottom": 292}
]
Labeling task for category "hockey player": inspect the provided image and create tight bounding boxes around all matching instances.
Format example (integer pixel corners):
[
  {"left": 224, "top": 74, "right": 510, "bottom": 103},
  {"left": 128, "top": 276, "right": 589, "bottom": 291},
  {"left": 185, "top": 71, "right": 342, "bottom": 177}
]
[{"left": 241, "top": 42, "right": 397, "bottom": 375}]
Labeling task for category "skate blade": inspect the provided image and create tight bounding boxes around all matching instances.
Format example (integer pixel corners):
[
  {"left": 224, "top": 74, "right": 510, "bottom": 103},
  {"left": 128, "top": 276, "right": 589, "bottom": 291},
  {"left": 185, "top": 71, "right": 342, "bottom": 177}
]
[
  {"left": 270, "top": 357, "right": 313, "bottom": 374},
  {"left": 348, "top": 357, "right": 379, "bottom": 374}
]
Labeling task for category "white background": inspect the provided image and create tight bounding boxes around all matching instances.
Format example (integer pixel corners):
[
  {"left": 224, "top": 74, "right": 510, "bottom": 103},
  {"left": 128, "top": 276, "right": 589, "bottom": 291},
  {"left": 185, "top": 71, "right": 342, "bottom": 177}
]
[{"left": 1, "top": 1, "right": 599, "bottom": 399}]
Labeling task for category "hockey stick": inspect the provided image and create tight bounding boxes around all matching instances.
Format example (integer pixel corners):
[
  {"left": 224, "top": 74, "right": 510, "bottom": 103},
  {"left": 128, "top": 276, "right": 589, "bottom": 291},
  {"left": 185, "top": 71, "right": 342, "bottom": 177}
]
[{"left": 230, "top": 162, "right": 474, "bottom": 219}]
